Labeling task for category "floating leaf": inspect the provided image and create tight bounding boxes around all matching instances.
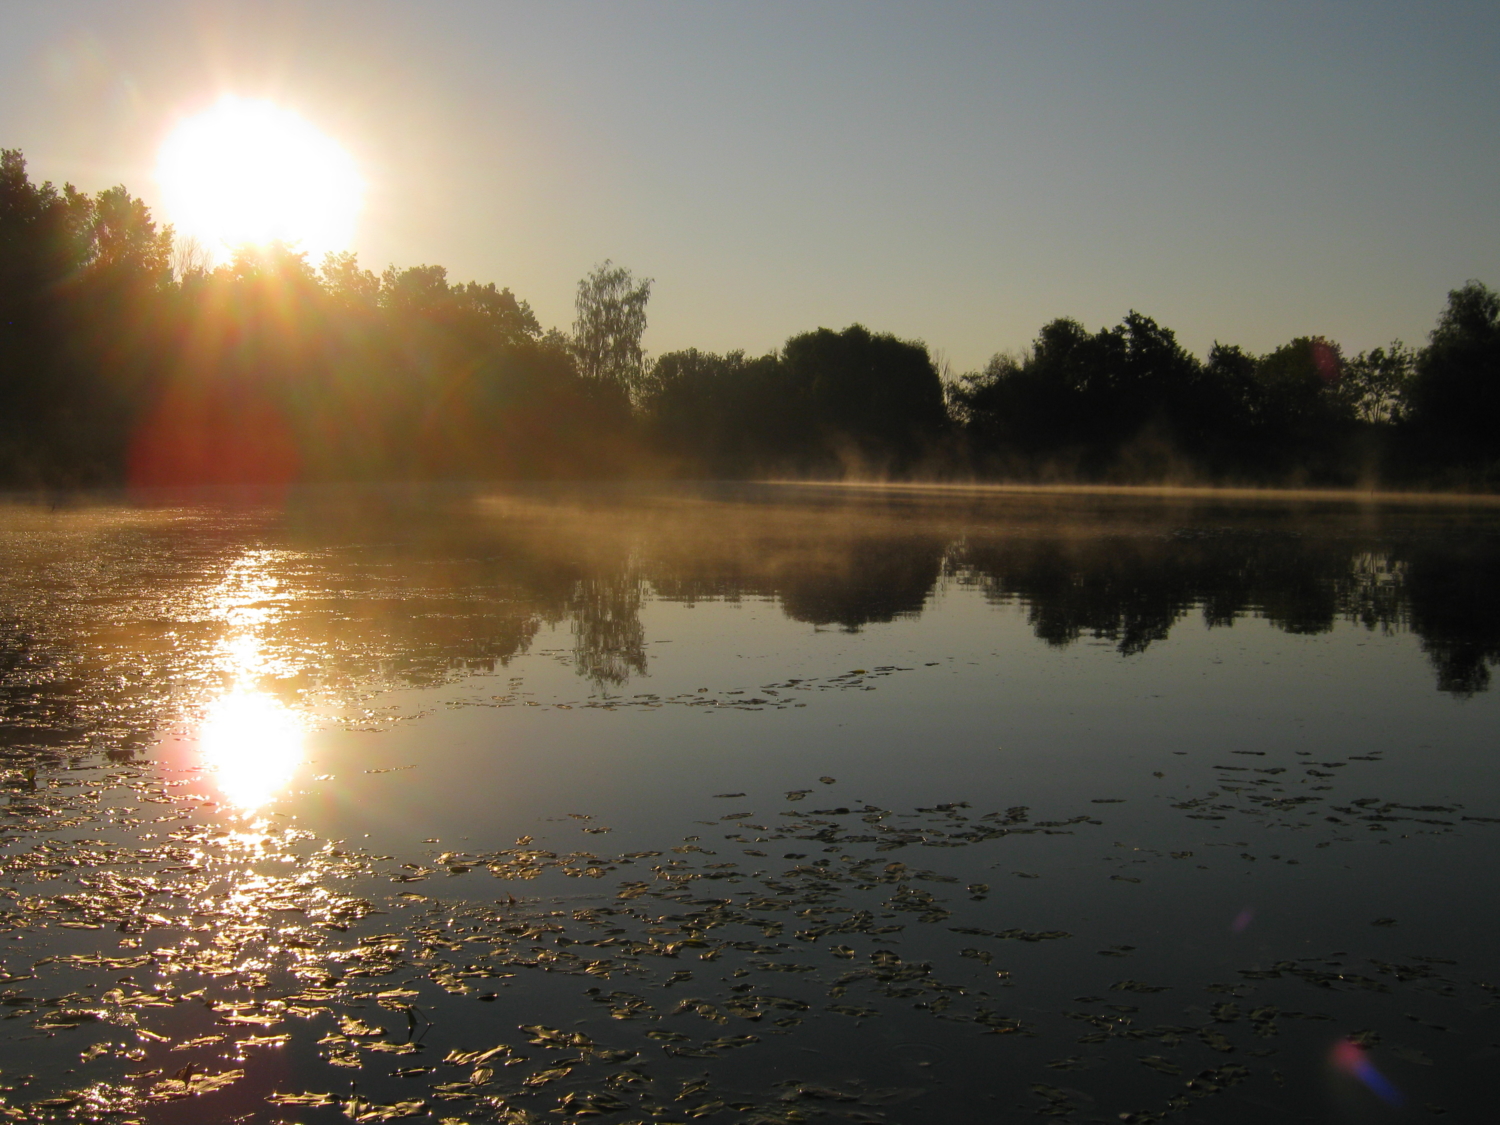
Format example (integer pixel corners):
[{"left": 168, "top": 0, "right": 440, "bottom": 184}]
[{"left": 268, "top": 1091, "right": 339, "bottom": 1107}]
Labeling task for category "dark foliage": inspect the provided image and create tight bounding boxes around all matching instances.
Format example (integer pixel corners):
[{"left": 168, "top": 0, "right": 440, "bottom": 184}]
[
  {"left": 1405, "top": 281, "right": 1500, "bottom": 470},
  {"left": 0, "top": 149, "right": 1496, "bottom": 488},
  {"left": 643, "top": 326, "right": 948, "bottom": 476},
  {"left": 951, "top": 314, "right": 1375, "bottom": 482}
]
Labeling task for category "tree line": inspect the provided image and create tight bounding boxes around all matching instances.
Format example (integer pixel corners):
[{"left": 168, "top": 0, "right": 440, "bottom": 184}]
[{"left": 2, "top": 148, "right": 1497, "bottom": 488}]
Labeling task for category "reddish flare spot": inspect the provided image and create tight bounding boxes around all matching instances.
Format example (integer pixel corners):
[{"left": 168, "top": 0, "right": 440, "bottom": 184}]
[{"left": 128, "top": 387, "right": 300, "bottom": 491}]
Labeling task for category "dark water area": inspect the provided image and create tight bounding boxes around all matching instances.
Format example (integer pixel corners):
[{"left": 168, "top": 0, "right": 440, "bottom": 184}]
[{"left": 1, "top": 483, "right": 1498, "bottom": 1124}]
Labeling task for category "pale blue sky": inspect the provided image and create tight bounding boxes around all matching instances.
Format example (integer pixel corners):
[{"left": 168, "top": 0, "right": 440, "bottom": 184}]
[{"left": 3, "top": 0, "right": 1497, "bottom": 371}]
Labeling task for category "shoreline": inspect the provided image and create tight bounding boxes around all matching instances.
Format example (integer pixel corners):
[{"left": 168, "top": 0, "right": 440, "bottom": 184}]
[{"left": 764, "top": 477, "right": 1500, "bottom": 506}]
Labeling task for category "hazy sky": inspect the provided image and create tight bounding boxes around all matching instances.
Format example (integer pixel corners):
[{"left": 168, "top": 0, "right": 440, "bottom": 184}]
[{"left": 3, "top": 0, "right": 1497, "bottom": 371}]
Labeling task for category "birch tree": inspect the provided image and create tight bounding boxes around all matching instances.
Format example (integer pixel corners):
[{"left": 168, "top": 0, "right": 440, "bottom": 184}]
[{"left": 572, "top": 260, "right": 652, "bottom": 402}]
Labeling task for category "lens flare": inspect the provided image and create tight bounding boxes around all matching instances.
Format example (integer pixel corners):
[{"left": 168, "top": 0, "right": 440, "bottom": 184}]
[
  {"left": 1330, "top": 1039, "right": 1403, "bottom": 1107},
  {"left": 156, "top": 95, "right": 362, "bottom": 264}
]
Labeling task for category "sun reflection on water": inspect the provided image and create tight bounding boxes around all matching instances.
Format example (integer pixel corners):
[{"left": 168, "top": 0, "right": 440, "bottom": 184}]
[
  {"left": 197, "top": 551, "right": 307, "bottom": 812},
  {"left": 199, "top": 687, "right": 304, "bottom": 812}
]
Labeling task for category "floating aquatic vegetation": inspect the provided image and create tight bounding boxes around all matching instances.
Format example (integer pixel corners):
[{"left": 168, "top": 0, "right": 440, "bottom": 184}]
[
  {"left": 0, "top": 750, "right": 1493, "bottom": 1123},
  {"left": 3, "top": 494, "right": 1499, "bottom": 1122}
]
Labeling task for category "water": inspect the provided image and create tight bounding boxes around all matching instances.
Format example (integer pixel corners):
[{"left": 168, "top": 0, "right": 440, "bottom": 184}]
[{"left": 1, "top": 483, "right": 1497, "bottom": 1124}]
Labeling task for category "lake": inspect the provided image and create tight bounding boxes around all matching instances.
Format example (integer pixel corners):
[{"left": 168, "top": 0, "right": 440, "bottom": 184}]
[{"left": 2, "top": 483, "right": 1497, "bottom": 1124}]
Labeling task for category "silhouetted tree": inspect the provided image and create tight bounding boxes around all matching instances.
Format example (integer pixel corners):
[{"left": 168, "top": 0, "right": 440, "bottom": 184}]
[
  {"left": 572, "top": 260, "right": 652, "bottom": 404},
  {"left": 1342, "top": 341, "right": 1415, "bottom": 425},
  {"left": 778, "top": 324, "right": 949, "bottom": 473},
  {"left": 955, "top": 312, "right": 1238, "bottom": 476},
  {"left": 643, "top": 328, "right": 946, "bottom": 476},
  {"left": 1406, "top": 281, "right": 1500, "bottom": 466},
  {"left": 642, "top": 348, "right": 782, "bottom": 474},
  {"left": 2, "top": 148, "right": 1498, "bottom": 489},
  {"left": 0, "top": 150, "right": 173, "bottom": 484},
  {"left": 1250, "top": 336, "right": 1353, "bottom": 451}
]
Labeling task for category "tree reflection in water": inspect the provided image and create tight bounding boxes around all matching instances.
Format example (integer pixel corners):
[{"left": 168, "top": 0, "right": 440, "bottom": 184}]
[
  {"left": 566, "top": 573, "right": 643, "bottom": 685},
  {"left": 0, "top": 487, "right": 1499, "bottom": 1121},
  {"left": 1, "top": 487, "right": 1499, "bottom": 774}
]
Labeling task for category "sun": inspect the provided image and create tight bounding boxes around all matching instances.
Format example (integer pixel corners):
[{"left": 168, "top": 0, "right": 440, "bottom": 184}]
[{"left": 156, "top": 95, "right": 363, "bottom": 265}]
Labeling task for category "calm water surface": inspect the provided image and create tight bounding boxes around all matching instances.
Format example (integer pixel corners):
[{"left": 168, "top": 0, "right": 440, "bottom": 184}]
[{"left": 2, "top": 484, "right": 1498, "bottom": 1124}]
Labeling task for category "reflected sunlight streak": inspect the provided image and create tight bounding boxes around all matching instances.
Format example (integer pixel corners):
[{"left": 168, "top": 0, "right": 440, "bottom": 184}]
[{"left": 196, "top": 550, "right": 307, "bottom": 812}]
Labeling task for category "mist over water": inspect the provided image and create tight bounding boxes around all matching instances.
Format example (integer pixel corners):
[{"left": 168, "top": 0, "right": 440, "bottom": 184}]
[{"left": 1, "top": 483, "right": 1497, "bottom": 1123}]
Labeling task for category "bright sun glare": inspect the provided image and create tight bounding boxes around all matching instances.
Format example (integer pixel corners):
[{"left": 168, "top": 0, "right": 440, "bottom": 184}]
[
  {"left": 195, "top": 553, "right": 306, "bottom": 814},
  {"left": 199, "top": 688, "right": 305, "bottom": 813},
  {"left": 156, "top": 95, "right": 363, "bottom": 265}
]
